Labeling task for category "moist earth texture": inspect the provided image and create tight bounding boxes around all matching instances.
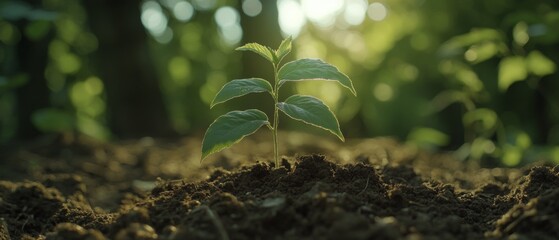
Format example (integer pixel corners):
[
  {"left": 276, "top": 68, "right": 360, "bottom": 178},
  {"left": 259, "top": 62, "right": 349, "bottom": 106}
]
[{"left": 0, "top": 133, "right": 558, "bottom": 240}]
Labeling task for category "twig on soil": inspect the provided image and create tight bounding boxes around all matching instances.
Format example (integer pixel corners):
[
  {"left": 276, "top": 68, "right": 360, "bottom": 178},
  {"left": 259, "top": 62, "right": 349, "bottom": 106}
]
[
  {"left": 358, "top": 176, "right": 370, "bottom": 195},
  {"left": 193, "top": 205, "right": 230, "bottom": 240}
]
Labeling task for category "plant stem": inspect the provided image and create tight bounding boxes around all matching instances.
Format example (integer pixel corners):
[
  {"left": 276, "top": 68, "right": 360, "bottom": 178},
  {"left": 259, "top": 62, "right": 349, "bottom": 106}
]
[{"left": 272, "top": 64, "right": 280, "bottom": 168}]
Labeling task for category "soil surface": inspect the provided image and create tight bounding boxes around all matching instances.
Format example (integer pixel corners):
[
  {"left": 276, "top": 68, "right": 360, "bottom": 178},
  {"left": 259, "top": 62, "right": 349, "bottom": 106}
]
[{"left": 1, "top": 132, "right": 558, "bottom": 240}]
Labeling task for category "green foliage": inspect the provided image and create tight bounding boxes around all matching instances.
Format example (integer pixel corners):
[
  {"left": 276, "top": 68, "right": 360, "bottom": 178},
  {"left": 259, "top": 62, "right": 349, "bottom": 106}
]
[
  {"left": 277, "top": 95, "right": 344, "bottom": 141},
  {"left": 526, "top": 51, "right": 556, "bottom": 77},
  {"left": 2, "top": 0, "right": 558, "bottom": 167},
  {"left": 498, "top": 56, "right": 527, "bottom": 91},
  {"left": 435, "top": 10, "right": 559, "bottom": 165},
  {"left": 31, "top": 108, "right": 75, "bottom": 133},
  {"left": 278, "top": 58, "right": 356, "bottom": 95},
  {"left": 236, "top": 43, "right": 276, "bottom": 63},
  {"left": 211, "top": 78, "right": 273, "bottom": 108},
  {"left": 201, "top": 109, "right": 270, "bottom": 160},
  {"left": 202, "top": 37, "right": 355, "bottom": 166}
]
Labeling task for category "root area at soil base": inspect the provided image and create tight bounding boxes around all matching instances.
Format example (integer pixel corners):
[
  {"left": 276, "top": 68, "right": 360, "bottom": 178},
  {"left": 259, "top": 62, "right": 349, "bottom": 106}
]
[{"left": 1, "top": 134, "right": 558, "bottom": 239}]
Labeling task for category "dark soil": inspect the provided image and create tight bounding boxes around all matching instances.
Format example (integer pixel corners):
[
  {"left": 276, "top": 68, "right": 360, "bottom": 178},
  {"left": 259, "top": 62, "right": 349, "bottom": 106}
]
[{"left": 1, "top": 133, "right": 558, "bottom": 240}]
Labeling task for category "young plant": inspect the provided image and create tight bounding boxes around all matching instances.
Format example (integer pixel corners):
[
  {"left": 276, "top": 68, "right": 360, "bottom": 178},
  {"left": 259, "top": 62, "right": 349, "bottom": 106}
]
[{"left": 201, "top": 37, "right": 356, "bottom": 167}]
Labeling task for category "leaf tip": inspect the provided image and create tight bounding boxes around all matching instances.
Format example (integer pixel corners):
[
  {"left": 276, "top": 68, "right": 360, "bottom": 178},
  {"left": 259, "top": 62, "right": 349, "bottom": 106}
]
[{"left": 200, "top": 150, "right": 209, "bottom": 163}]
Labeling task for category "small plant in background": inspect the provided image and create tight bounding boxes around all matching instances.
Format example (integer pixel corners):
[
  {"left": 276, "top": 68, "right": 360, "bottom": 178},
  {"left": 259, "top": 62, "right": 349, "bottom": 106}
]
[
  {"left": 201, "top": 37, "right": 356, "bottom": 167},
  {"left": 436, "top": 25, "right": 557, "bottom": 165}
]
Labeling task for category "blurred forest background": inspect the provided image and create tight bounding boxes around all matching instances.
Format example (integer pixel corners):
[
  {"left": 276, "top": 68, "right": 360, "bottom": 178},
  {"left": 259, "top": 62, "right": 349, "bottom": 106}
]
[{"left": 1, "top": 0, "right": 559, "bottom": 166}]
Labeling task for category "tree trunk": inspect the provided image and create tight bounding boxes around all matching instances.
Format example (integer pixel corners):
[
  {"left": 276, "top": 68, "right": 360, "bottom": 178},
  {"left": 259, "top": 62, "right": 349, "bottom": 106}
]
[
  {"left": 15, "top": 1, "right": 52, "bottom": 140},
  {"left": 239, "top": 0, "right": 282, "bottom": 81},
  {"left": 84, "top": 0, "right": 174, "bottom": 138}
]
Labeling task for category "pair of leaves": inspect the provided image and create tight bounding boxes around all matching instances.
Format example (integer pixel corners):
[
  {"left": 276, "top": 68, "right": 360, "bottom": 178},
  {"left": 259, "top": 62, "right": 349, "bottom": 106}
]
[
  {"left": 498, "top": 51, "right": 556, "bottom": 91},
  {"left": 236, "top": 37, "right": 355, "bottom": 95},
  {"left": 236, "top": 37, "right": 292, "bottom": 65},
  {"left": 202, "top": 95, "right": 343, "bottom": 160},
  {"left": 210, "top": 58, "right": 356, "bottom": 108}
]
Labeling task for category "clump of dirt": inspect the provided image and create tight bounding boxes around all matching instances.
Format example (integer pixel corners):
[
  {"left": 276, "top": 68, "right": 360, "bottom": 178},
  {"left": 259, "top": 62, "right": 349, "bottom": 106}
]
[
  {"left": 1, "top": 134, "right": 558, "bottom": 239},
  {"left": 0, "top": 180, "right": 114, "bottom": 239}
]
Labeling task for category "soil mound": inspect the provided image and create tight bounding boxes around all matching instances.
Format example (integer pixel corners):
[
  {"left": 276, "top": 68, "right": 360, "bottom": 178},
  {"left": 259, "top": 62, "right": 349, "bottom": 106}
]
[{"left": 2, "top": 153, "right": 558, "bottom": 239}]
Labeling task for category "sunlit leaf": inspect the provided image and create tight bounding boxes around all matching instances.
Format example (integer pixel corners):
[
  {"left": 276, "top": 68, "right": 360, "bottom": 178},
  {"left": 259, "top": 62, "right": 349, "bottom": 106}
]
[
  {"left": 439, "top": 28, "right": 504, "bottom": 58},
  {"left": 441, "top": 28, "right": 503, "bottom": 51},
  {"left": 513, "top": 22, "right": 529, "bottom": 46},
  {"left": 211, "top": 78, "right": 273, "bottom": 108},
  {"left": 275, "top": 36, "right": 292, "bottom": 63},
  {"left": 278, "top": 58, "right": 356, "bottom": 95},
  {"left": 407, "top": 127, "right": 449, "bottom": 147},
  {"left": 470, "top": 138, "right": 495, "bottom": 160},
  {"left": 526, "top": 51, "right": 556, "bottom": 77},
  {"left": 498, "top": 56, "right": 527, "bottom": 91},
  {"left": 502, "top": 145, "right": 522, "bottom": 166},
  {"left": 277, "top": 95, "right": 344, "bottom": 141},
  {"left": 465, "top": 42, "right": 499, "bottom": 64},
  {"left": 236, "top": 43, "right": 276, "bottom": 63},
  {"left": 431, "top": 90, "right": 475, "bottom": 112},
  {"left": 456, "top": 68, "right": 483, "bottom": 92},
  {"left": 462, "top": 108, "right": 498, "bottom": 131},
  {"left": 201, "top": 109, "right": 270, "bottom": 161}
]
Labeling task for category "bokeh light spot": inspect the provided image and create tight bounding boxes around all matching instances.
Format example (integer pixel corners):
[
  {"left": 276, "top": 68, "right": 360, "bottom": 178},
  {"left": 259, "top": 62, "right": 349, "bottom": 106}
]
[
  {"left": 367, "top": 2, "right": 387, "bottom": 21},
  {"left": 193, "top": 0, "right": 216, "bottom": 11},
  {"left": 83, "top": 76, "right": 103, "bottom": 95},
  {"left": 168, "top": 57, "right": 192, "bottom": 86},
  {"left": 373, "top": 83, "right": 393, "bottom": 102},
  {"left": 278, "top": 0, "right": 305, "bottom": 37},
  {"left": 215, "top": 6, "right": 239, "bottom": 28},
  {"left": 344, "top": 0, "right": 367, "bottom": 26},
  {"left": 173, "top": 1, "right": 194, "bottom": 22},
  {"left": 141, "top": 1, "right": 168, "bottom": 36},
  {"left": 464, "top": 49, "right": 478, "bottom": 62},
  {"left": 242, "top": 0, "right": 262, "bottom": 17},
  {"left": 154, "top": 27, "right": 173, "bottom": 44},
  {"left": 301, "top": 0, "right": 343, "bottom": 27},
  {"left": 57, "top": 53, "right": 81, "bottom": 74}
]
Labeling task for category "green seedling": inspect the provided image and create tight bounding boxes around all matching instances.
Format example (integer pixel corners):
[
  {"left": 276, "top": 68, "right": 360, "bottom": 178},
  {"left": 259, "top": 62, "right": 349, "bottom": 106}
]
[{"left": 201, "top": 37, "right": 356, "bottom": 167}]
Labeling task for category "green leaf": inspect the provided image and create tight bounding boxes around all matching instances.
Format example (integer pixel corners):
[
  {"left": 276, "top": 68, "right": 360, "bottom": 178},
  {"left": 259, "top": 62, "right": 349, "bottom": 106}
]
[
  {"left": 498, "top": 56, "right": 527, "bottom": 91},
  {"left": 25, "top": 20, "right": 51, "bottom": 41},
  {"left": 277, "top": 95, "right": 344, "bottom": 141},
  {"left": 513, "top": 22, "right": 529, "bottom": 46},
  {"left": 211, "top": 78, "right": 273, "bottom": 108},
  {"left": 278, "top": 58, "right": 356, "bottom": 95},
  {"left": 462, "top": 108, "right": 498, "bottom": 131},
  {"left": 32, "top": 108, "right": 75, "bottom": 133},
  {"left": 407, "top": 127, "right": 450, "bottom": 147},
  {"left": 236, "top": 43, "right": 276, "bottom": 63},
  {"left": 465, "top": 42, "right": 499, "bottom": 64},
  {"left": 526, "top": 51, "right": 556, "bottom": 77},
  {"left": 440, "top": 28, "right": 503, "bottom": 52},
  {"left": 202, "top": 109, "right": 270, "bottom": 161},
  {"left": 275, "top": 36, "right": 292, "bottom": 63}
]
